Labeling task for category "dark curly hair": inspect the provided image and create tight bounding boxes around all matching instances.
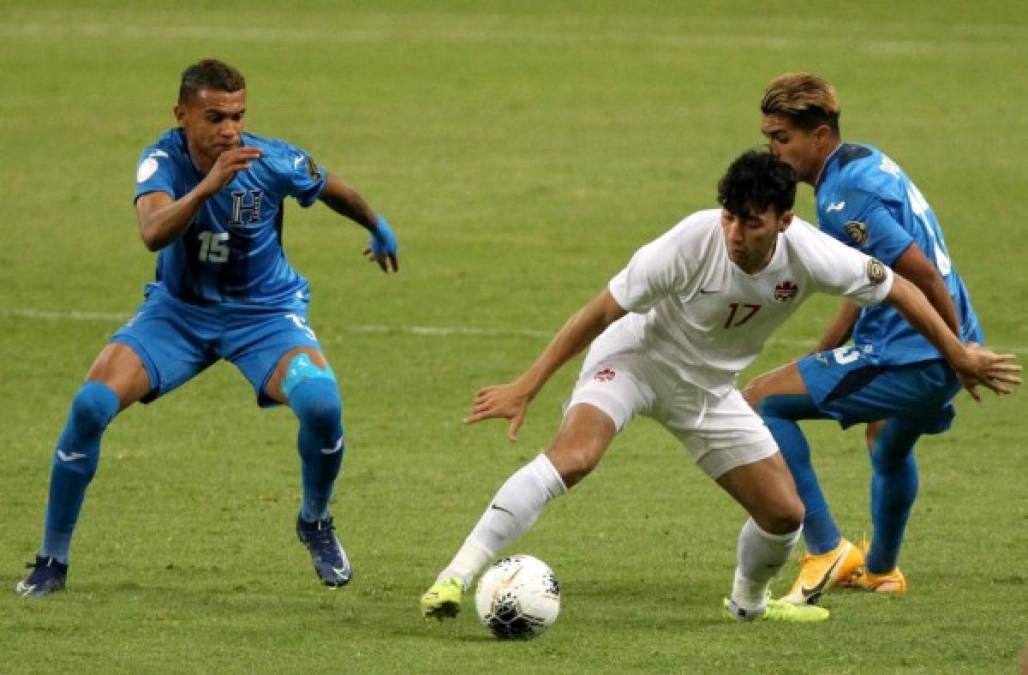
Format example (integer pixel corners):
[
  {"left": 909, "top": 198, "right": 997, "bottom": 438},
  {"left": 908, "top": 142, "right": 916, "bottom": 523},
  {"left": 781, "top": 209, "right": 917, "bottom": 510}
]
[
  {"left": 717, "top": 150, "right": 797, "bottom": 219},
  {"left": 178, "top": 59, "right": 246, "bottom": 103}
]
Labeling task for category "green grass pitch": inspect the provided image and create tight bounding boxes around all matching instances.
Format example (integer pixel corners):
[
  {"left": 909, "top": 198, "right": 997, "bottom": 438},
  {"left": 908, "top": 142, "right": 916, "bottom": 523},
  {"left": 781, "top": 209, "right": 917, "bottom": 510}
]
[{"left": 1, "top": 2, "right": 1026, "bottom": 672}]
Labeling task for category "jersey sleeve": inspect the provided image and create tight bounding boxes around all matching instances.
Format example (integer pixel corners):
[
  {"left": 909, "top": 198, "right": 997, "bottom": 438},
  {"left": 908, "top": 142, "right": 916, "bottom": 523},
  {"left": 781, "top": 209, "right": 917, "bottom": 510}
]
[
  {"left": 275, "top": 144, "right": 329, "bottom": 207},
  {"left": 134, "top": 148, "right": 178, "bottom": 202},
  {"left": 822, "top": 187, "right": 914, "bottom": 266},
  {"left": 608, "top": 224, "right": 695, "bottom": 314},
  {"left": 799, "top": 223, "right": 894, "bottom": 307}
]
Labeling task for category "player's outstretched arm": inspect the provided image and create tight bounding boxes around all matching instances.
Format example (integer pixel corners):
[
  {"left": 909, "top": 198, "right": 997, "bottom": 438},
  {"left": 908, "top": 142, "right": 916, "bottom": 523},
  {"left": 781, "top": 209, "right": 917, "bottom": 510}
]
[
  {"left": 892, "top": 243, "right": 962, "bottom": 337},
  {"left": 885, "top": 276, "right": 1022, "bottom": 400},
  {"left": 318, "top": 175, "right": 398, "bottom": 273},
  {"left": 137, "top": 147, "right": 262, "bottom": 251},
  {"left": 465, "top": 289, "right": 627, "bottom": 441}
]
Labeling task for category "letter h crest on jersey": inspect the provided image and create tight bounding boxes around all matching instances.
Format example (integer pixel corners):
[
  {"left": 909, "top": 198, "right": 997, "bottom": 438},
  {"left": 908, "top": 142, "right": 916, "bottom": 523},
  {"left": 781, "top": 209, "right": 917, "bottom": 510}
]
[{"left": 229, "top": 189, "right": 263, "bottom": 226}]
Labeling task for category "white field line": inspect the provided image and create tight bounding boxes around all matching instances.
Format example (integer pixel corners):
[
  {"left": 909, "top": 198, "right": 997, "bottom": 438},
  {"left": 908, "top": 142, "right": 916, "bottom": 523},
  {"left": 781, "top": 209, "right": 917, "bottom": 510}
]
[
  {"left": 4, "top": 306, "right": 1026, "bottom": 355},
  {"left": 0, "top": 21, "right": 1020, "bottom": 56}
]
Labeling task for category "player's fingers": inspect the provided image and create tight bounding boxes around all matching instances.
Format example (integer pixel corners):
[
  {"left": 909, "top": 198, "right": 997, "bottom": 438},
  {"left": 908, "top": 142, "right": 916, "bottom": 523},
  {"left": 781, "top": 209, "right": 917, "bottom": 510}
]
[
  {"left": 507, "top": 411, "right": 525, "bottom": 442},
  {"left": 965, "top": 382, "right": 981, "bottom": 403},
  {"left": 471, "top": 400, "right": 496, "bottom": 415},
  {"left": 465, "top": 405, "right": 502, "bottom": 423},
  {"left": 981, "top": 378, "right": 1009, "bottom": 396}
]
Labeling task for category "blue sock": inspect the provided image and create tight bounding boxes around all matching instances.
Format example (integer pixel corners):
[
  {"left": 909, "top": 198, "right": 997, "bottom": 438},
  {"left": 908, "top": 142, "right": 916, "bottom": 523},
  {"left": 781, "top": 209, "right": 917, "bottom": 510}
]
[
  {"left": 867, "top": 419, "right": 920, "bottom": 573},
  {"left": 758, "top": 395, "right": 840, "bottom": 554},
  {"left": 288, "top": 377, "right": 344, "bottom": 523},
  {"left": 42, "top": 381, "right": 120, "bottom": 563}
]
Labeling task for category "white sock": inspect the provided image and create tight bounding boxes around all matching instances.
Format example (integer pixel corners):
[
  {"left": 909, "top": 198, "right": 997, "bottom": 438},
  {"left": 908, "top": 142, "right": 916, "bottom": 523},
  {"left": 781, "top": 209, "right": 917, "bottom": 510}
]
[
  {"left": 437, "top": 454, "right": 567, "bottom": 588},
  {"left": 731, "top": 518, "right": 802, "bottom": 614}
]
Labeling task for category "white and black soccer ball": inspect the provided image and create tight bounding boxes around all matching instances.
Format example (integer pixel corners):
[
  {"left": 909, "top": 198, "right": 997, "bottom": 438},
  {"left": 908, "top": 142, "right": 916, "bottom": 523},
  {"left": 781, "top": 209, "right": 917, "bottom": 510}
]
[{"left": 475, "top": 555, "right": 561, "bottom": 639}]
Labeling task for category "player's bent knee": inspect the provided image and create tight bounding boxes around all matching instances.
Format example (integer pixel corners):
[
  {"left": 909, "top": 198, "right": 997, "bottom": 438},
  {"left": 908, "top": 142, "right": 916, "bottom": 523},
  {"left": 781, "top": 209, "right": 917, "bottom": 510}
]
[
  {"left": 289, "top": 378, "right": 343, "bottom": 440},
  {"left": 759, "top": 504, "right": 804, "bottom": 536},
  {"left": 57, "top": 382, "right": 119, "bottom": 478},
  {"left": 546, "top": 444, "right": 602, "bottom": 488},
  {"left": 70, "top": 382, "right": 120, "bottom": 437}
]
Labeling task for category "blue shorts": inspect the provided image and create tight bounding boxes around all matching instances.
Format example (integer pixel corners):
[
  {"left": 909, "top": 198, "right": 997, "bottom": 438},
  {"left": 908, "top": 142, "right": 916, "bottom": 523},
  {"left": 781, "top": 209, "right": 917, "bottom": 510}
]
[
  {"left": 797, "top": 347, "right": 960, "bottom": 433},
  {"left": 112, "top": 286, "right": 324, "bottom": 407}
]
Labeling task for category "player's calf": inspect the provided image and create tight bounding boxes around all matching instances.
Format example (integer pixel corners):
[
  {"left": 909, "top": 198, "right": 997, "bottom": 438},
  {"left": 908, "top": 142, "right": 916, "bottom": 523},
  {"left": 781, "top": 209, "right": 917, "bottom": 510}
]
[{"left": 40, "top": 381, "right": 120, "bottom": 566}]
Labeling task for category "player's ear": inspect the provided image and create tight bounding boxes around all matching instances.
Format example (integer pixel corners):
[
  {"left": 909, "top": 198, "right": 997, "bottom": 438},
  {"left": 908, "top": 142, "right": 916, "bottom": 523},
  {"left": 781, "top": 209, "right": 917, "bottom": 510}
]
[
  {"left": 779, "top": 210, "right": 794, "bottom": 231},
  {"left": 174, "top": 102, "right": 188, "bottom": 125},
  {"left": 814, "top": 124, "right": 835, "bottom": 146}
]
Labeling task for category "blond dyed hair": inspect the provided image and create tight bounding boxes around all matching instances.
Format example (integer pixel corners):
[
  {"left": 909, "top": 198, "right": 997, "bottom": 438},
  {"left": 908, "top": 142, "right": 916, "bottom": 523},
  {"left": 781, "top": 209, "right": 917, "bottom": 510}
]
[{"left": 761, "top": 73, "right": 841, "bottom": 132}]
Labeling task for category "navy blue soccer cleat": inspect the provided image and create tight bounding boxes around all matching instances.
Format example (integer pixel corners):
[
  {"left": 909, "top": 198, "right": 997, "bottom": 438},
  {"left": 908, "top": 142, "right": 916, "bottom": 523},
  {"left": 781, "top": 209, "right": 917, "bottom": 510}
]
[
  {"left": 296, "top": 515, "right": 352, "bottom": 587},
  {"left": 15, "top": 555, "right": 68, "bottom": 598}
]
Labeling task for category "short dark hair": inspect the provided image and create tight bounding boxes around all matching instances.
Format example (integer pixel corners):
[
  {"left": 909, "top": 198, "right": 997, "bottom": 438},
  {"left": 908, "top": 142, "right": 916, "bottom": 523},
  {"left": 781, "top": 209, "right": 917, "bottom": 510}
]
[
  {"left": 178, "top": 59, "right": 246, "bottom": 103},
  {"left": 761, "top": 73, "right": 841, "bottom": 133},
  {"left": 717, "top": 150, "right": 797, "bottom": 219}
]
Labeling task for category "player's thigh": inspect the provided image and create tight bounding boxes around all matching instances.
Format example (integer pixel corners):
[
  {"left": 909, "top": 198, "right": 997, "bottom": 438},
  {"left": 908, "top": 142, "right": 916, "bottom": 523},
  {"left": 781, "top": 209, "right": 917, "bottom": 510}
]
[
  {"left": 666, "top": 387, "right": 779, "bottom": 481},
  {"left": 225, "top": 308, "right": 328, "bottom": 407},
  {"left": 742, "top": 360, "right": 808, "bottom": 408},
  {"left": 556, "top": 349, "right": 663, "bottom": 486},
  {"left": 715, "top": 452, "right": 804, "bottom": 535},
  {"left": 264, "top": 347, "right": 331, "bottom": 404},
  {"left": 545, "top": 404, "right": 618, "bottom": 488},
  {"left": 109, "top": 293, "right": 215, "bottom": 404},
  {"left": 83, "top": 343, "right": 152, "bottom": 409},
  {"left": 694, "top": 388, "right": 804, "bottom": 533}
]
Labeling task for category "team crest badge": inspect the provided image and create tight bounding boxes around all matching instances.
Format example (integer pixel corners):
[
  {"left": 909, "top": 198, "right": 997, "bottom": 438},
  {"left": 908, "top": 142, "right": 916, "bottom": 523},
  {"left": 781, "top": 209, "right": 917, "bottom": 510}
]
[
  {"left": 774, "top": 280, "right": 798, "bottom": 302},
  {"left": 866, "top": 258, "right": 888, "bottom": 285},
  {"left": 844, "top": 220, "right": 869, "bottom": 246},
  {"left": 594, "top": 368, "right": 616, "bottom": 382}
]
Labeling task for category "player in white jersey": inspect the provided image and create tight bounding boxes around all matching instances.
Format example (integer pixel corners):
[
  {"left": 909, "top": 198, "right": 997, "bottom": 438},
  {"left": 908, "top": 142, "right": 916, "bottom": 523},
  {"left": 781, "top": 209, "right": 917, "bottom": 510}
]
[{"left": 419, "top": 151, "right": 1011, "bottom": 624}]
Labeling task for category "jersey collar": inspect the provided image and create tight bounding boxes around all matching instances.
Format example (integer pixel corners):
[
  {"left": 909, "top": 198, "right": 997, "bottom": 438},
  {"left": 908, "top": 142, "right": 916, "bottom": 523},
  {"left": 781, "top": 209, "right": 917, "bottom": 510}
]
[{"left": 813, "top": 143, "right": 843, "bottom": 193}]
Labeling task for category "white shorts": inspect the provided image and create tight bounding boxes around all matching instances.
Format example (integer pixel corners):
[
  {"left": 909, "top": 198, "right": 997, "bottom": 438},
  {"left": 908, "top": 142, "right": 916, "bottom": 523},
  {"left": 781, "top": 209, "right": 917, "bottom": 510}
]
[{"left": 566, "top": 326, "right": 777, "bottom": 479}]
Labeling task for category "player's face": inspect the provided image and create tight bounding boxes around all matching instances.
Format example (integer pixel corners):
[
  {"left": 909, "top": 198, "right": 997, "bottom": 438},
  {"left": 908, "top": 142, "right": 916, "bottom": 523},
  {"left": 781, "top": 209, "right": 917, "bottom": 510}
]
[
  {"left": 175, "top": 88, "right": 247, "bottom": 169},
  {"left": 761, "top": 114, "right": 825, "bottom": 184},
  {"left": 720, "top": 207, "right": 792, "bottom": 273}
]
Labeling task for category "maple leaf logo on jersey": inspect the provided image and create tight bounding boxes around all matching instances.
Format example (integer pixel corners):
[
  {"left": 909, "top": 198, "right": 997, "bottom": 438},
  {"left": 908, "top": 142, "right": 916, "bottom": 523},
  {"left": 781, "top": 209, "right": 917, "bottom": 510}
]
[
  {"left": 594, "top": 368, "right": 616, "bottom": 382},
  {"left": 774, "top": 280, "right": 798, "bottom": 302}
]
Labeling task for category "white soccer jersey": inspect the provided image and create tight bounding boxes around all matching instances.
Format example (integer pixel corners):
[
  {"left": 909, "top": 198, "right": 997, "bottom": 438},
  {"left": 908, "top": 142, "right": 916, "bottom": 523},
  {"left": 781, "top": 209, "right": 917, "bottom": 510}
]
[{"left": 607, "top": 209, "right": 894, "bottom": 396}]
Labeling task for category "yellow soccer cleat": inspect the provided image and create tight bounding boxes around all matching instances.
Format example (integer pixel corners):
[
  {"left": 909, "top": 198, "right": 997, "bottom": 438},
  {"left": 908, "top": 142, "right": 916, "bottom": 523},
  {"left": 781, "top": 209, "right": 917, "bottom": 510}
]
[
  {"left": 780, "top": 538, "right": 865, "bottom": 605},
  {"left": 849, "top": 567, "right": 907, "bottom": 594},
  {"left": 420, "top": 577, "right": 465, "bottom": 620},
  {"left": 724, "top": 596, "right": 830, "bottom": 623}
]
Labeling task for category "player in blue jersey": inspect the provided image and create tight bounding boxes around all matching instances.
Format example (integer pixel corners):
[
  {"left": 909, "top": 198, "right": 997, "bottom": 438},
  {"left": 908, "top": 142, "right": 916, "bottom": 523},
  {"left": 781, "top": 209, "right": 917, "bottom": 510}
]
[
  {"left": 15, "top": 59, "right": 399, "bottom": 597},
  {"left": 744, "top": 73, "right": 1020, "bottom": 604}
]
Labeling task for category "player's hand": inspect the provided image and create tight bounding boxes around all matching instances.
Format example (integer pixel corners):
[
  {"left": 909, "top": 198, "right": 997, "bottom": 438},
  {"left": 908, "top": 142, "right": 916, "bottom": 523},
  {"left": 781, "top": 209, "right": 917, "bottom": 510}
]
[
  {"left": 464, "top": 382, "right": 533, "bottom": 442},
  {"left": 362, "top": 215, "right": 399, "bottom": 273},
  {"left": 198, "top": 147, "right": 262, "bottom": 197},
  {"left": 954, "top": 342, "right": 1022, "bottom": 402}
]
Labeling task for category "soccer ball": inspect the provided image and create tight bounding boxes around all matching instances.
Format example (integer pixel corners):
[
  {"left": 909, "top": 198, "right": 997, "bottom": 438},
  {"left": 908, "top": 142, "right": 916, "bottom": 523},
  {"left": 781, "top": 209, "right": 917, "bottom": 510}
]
[{"left": 474, "top": 555, "right": 561, "bottom": 639}]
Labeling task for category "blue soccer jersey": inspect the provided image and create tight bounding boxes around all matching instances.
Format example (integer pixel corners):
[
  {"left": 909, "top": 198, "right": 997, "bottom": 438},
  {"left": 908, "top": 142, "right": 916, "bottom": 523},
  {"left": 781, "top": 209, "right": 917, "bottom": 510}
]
[
  {"left": 133, "top": 128, "right": 328, "bottom": 305},
  {"left": 814, "top": 143, "right": 982, "bottom": 365}
]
